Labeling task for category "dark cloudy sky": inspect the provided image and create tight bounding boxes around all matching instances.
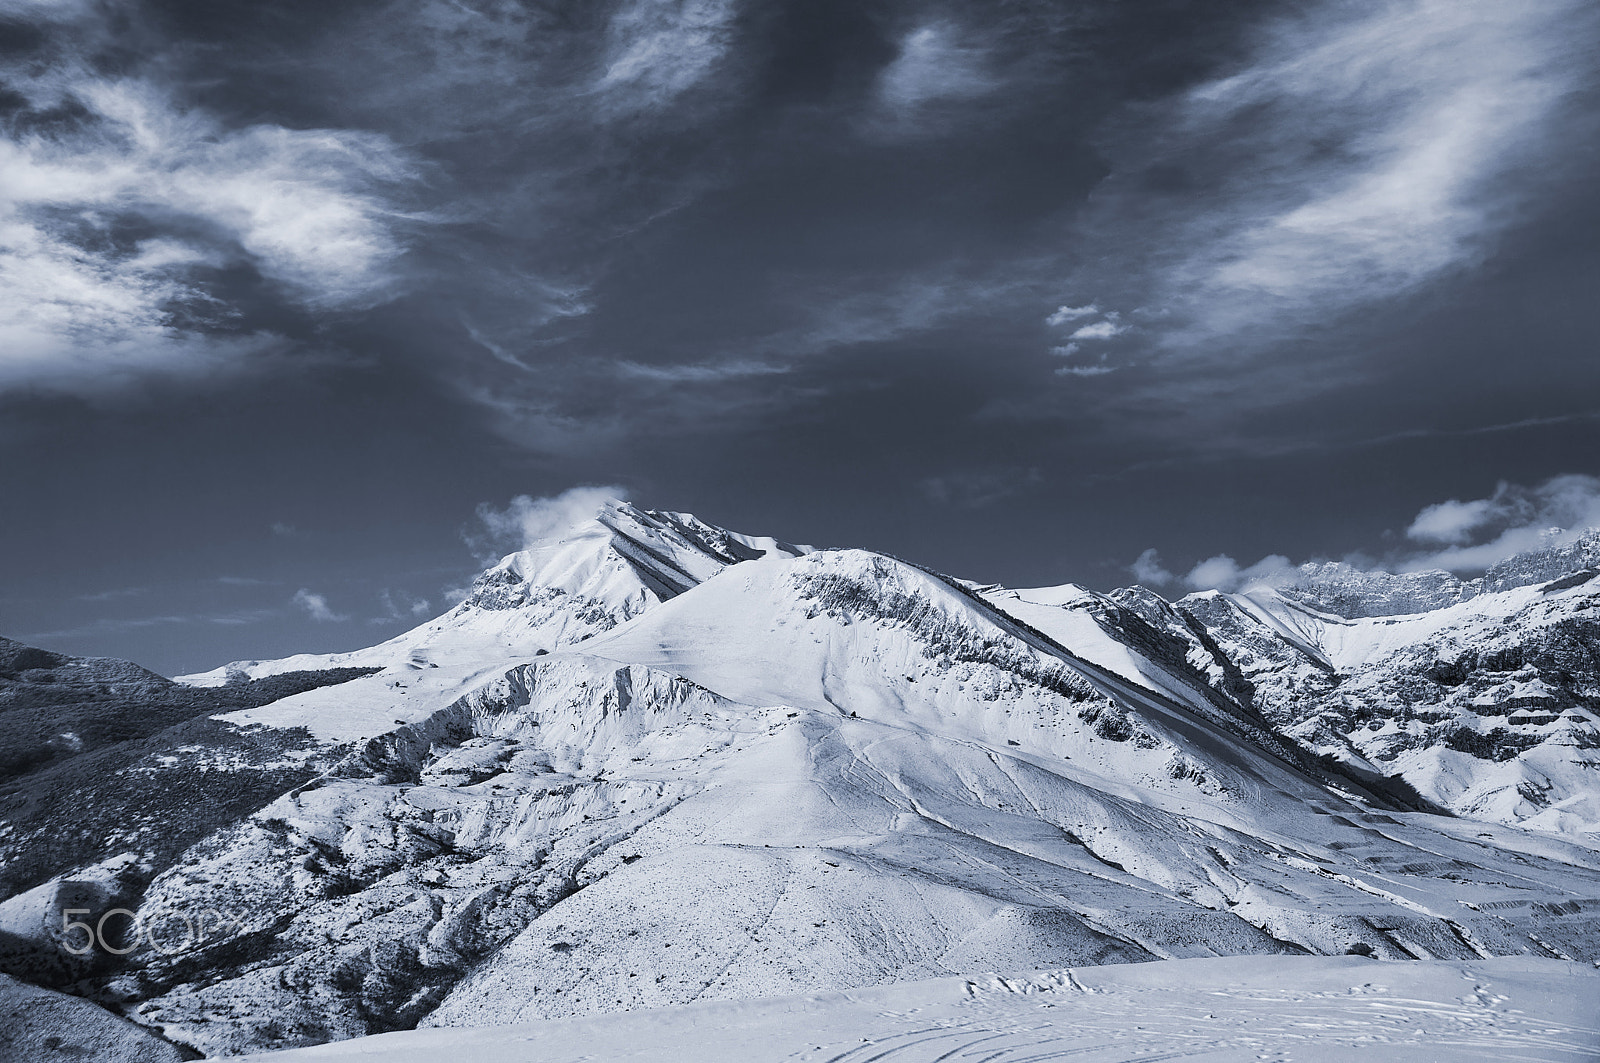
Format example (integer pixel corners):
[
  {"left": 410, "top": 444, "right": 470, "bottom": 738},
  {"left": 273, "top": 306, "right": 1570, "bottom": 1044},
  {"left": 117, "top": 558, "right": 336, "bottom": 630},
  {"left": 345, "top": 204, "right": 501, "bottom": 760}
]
[{"left": 3, "top": 0, "right": 1599, "bottom": 676}]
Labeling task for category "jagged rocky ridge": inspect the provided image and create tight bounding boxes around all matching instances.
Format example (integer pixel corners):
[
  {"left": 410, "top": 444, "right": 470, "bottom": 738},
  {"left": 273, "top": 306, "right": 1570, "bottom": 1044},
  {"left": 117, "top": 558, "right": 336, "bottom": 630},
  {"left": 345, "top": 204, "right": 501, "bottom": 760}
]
[{"left": 0, "top": 501, "right": 1596, "bottom": 1057}]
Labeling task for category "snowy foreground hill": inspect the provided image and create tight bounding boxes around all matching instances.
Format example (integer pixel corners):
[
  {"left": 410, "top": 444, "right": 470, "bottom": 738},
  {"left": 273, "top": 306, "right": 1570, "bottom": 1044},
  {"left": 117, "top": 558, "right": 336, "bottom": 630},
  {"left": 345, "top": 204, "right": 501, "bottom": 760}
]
[{"left": 1, "top": 501, "right": 1598, "bottom": 1060}]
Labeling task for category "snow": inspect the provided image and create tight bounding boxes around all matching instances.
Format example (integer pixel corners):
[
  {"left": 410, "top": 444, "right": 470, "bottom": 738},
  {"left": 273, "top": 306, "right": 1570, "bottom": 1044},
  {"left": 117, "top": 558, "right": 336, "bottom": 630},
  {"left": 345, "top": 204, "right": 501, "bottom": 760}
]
[
  {"left": 86, "top": 499, "right": 1600, "bottom": 1056},
  {"left": 237, "top": 955, "right": 1600, "bottom": 1063},
  {"left": 983, "top": 584, "right": 1202, "bottom": 704},
  {"left": 182, "top": 502, "right": 809, "bottom": 744}
]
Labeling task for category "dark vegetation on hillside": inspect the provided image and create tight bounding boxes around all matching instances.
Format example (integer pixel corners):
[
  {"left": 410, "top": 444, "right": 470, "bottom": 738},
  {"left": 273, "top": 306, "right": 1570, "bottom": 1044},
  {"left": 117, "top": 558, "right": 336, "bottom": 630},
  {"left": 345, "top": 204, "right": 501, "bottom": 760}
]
[
  {"left": 0, "top": 635, "right": 377, "bottom": 783},
  {"left": 0, "top": 637, "right": 380, "bottom": 901}
]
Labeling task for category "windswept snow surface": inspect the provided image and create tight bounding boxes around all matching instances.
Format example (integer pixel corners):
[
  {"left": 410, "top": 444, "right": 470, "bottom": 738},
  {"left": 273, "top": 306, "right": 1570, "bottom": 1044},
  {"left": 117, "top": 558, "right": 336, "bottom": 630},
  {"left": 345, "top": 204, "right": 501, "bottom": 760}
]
[{"left": 242, "top": 956, "right": 1600, "bottom": 1063}]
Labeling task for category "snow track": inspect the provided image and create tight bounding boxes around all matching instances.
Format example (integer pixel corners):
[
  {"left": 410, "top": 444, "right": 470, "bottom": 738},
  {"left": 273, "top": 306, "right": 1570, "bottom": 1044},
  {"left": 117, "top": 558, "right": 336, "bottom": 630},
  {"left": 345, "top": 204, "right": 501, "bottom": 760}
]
[{"left": 241, "top": 956, "right": 1600, "bottom": 1062}]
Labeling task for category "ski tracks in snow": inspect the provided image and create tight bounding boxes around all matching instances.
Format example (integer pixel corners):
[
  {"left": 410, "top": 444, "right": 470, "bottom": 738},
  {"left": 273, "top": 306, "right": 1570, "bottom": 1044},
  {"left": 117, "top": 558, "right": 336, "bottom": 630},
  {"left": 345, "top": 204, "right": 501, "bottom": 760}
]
[{"left": 796, "top": 970, "right": 1598, "bottom": 1063}]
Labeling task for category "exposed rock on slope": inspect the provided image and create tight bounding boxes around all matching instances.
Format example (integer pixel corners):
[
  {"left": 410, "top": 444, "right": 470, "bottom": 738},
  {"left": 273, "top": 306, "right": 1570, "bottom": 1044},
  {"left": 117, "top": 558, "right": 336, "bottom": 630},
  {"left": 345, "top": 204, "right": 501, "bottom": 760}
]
[{"left": 1120, "top": 577, "right": 1600, "bottom": 832}]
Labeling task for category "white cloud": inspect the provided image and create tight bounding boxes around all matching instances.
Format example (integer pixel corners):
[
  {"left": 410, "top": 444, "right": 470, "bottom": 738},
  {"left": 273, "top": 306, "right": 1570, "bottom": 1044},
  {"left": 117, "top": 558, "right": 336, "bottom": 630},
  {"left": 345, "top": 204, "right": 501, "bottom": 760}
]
[
  {"left": 1401, "top": 474, "right": 1600, "bottom": 572},
  {"left": 1130, "top": 548, "right": 1175, "bottom": 586},
  {"left": 0, "top": 0, "right": 92, "bottom": 19},
  {"left": 1069, "top": 318, "right": 1127, "bottom": 341},
  {"left": 292, "top": 589, "right": 347, "bottom": 623},
  {"left": 1406, "top": 497, "right": 1498, "bottom": 544},
  {"left": 1046, "top": 304, "right": 1098, "bottom": 326},
  {"left": 596, "top": 0, "right": 739, "bottom": 115},
  {"left": 1185, "top": 553, "right": 1297, "bottom": 592},
  {"left": 615, "top": 360, "right": 788, "bottom": 382},
  {"left": 0, "top": 73, "right": 413, "bottom": 392},
  {"left": 1049, "top": 343, "right": 1081, "bottom": 358},
  {"left": 1093, "top": 0, "right": 1597, "bottom": 355},
  {"left": 877, "top": 22, "right": 996, "bottom": 115},
  {"left": 476, "top": 485, "right": 630, "bottom": 552},
  {"left": 1054, "top": 364, "right": 1113, "bottom": 377}
]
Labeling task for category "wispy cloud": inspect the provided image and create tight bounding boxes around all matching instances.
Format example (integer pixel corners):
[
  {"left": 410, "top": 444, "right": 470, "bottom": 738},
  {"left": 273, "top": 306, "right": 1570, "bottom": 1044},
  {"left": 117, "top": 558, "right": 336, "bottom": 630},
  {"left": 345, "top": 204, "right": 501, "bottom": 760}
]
[
  {"left": 21, "top": 608, "right": 276, "bottom": 641},
  {"left": 921, "top": 467, "right": 1041, "bottom": 509},
  {"left": 614, "top": 359, "right": 788, "bottom": 383},
  {"left": 1068, "top": 317, "right": 1126, "bottom": 341},
  {"left": 0, "top": 50, "right": 416, "bottom": 392},
  {"left": 1083, "top": 0, "right": 1598, "bottom": 362},
  {"left": 1046, "top": 304, "right": 1098, "bottom": 327},
  {"left": 372, "top": 588, "right": 432, "bottom": 624},
  {"left": 76, "top": 586, "right": 147, "bottom": 602},
  {"left": 21, "top": 614, "right": 193, "bottom": 640},
  {"left": 870, "top": 20, "right": 997, "bottom": 135},
  {"left": 292, "top": 588, "right": 347, "bottom": 623},
  {"left": 595, "top": 0, "right": 741, "bottom": 117}
]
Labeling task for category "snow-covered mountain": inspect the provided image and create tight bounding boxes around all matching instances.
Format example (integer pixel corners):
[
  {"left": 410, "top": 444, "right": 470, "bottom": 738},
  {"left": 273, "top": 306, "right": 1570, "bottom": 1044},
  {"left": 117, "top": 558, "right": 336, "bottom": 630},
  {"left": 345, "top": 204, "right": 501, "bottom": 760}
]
[
  {"left": 2, "top": 501, "right": 1598, "bottom": 1058},
  {"left": 1120, "top": 572, "right": 1600, "bottom": 832}
]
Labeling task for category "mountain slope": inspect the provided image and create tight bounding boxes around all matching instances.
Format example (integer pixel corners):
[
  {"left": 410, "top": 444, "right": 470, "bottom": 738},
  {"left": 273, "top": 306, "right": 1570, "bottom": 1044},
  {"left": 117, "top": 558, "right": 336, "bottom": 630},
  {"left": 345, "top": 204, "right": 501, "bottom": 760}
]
[
  {"left": 176, "top": 501, "right": 808, "bottom": 744},
  {"left": 1135, "top": 575, "right": 1600, "bottom": 832},
  {"left": 98, "top": 548, "right": 1600, "bottom": 1054},
  {"left": 4, "top": 502, "right": 1599, "bottom": 1058}
]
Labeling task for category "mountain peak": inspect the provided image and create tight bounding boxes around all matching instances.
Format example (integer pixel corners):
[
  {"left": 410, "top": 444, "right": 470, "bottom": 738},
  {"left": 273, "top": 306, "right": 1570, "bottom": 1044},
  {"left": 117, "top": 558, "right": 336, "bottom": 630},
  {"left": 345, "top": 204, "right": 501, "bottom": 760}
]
[{"left": 459, "top": 500, "right": 812, "bottom": 615}]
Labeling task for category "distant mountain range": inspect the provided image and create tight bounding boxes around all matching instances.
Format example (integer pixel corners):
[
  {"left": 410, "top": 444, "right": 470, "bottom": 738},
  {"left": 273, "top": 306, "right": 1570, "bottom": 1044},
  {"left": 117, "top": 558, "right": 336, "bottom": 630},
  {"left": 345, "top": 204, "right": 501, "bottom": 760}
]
[{"left": 2, "top": 500, "right": 1597, "bottom": 1057}]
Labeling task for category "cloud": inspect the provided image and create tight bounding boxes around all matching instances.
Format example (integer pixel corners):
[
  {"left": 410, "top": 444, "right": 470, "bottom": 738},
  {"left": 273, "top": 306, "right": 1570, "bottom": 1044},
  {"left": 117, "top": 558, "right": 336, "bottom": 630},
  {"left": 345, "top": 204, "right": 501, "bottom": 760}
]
[
  {"left": 374, "top": 589, "right": 432, "bottom": 624},
  {"left": 920, "top": 467, "right": 1041, "bottom": 509},
  {"left": 876, "top": 22, "right": 996, "bottom": 117},
  {"left": 1046, "top": 304, "right": 1098, "bottom": 326},
  {"left": 76, "top": 586, "right": 147, "bottom": 602},
  {"left": 1082, "top": 0, "right": 1598, "bottom": 360},
  {"left": 1406, "top": 498, "right": 1499, "bottom": 545},
  {"left": 292, "top": 588, "right": 347, "bottom": 622},
  {"left": 0, "top": 64, "right": 415, "bottom": 392},
  {"left": 21, "top": 608, "right": 275, "bottom": 641},
  {"left": 21, "top": 614, "right": 192, "bottom": 640},
  {"left": 1400, "top": 473, "right": 1600, "bottom": 572},
  {"left": 1054, "top": 364, "right": 1113, "bottom": 377},
  {"left": 1129, "top": 548, "right": 1174, "bottom": 586},
  {"left": 615, "top": 360, "right": 788, "bottom": 383},
  {"left": 1184, "top": 552, "right": 1297, "bottom": 592},
  {"left": 1068, "top": 317, "right": 1126, "bottom": 341},
  {"left": 1134, "top": 474, "right": 1600, "bottom": 599},
  {"left": 1050, "top": 343, "right": 1081, "bottom": 358},
  {"left": 474, "top": 484, "right": 629, "bottom": 554},
  {"left": 596, "top": 0, "right": 740, "bottom": 117}
]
